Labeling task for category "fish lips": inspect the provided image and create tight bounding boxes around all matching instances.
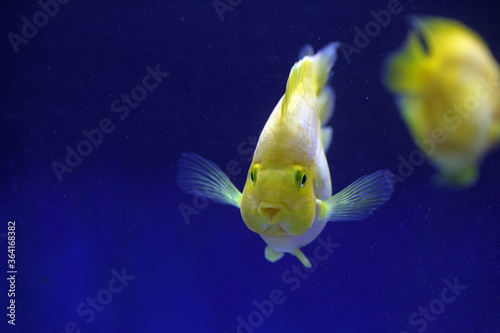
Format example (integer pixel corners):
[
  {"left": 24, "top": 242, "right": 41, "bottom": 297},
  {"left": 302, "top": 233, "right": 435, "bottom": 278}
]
[
  {"left": 257, "top": 202, "right": 286, "bottom": 223},
  {"left": 257, "top": 202, "right": 293, "bottom": 235}
]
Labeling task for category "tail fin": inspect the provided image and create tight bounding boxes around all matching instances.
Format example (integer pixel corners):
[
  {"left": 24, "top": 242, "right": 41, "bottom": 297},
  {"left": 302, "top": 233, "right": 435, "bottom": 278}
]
[{"left": 281, "top": 42, "right": 339, "bottom": 120}]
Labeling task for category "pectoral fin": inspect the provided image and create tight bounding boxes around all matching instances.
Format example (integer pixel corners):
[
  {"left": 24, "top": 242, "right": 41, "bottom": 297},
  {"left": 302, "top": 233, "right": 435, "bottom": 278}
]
[
  {"left": 318, "top": 170, "right": 394, "bottom": 222},
  {"left": 265, "top": 246, "right": 311, "bottom": 268},
  {"left": 177, "top": 153, "right": 242, "bottom": 208},
  {"left": 265, "top": 246, "right": 284, "bottom": 263},
  {"left": 435, "top": 165, "right": 478, "bottom": 188},
  {"left": 292, "top": 248, "right": 312, "bottom": 268}
]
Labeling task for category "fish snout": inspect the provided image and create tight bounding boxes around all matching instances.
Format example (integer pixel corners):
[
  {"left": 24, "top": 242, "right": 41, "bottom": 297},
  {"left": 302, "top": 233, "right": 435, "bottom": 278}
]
[{"left": 257, "top": 202, "right": 285, "bottom": 224}]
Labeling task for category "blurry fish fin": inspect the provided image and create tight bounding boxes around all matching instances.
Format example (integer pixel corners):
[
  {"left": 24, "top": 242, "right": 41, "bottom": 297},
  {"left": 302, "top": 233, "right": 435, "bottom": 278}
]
[
  {"left": 409, "top": 17, "right": 430, "bottom": 54},
  {"left": 292, "top": 248, "right": 311, "bottom": 268},
  {"left": 281, "top": 42, "right": 339, "bottom": 119},
  {"left": 321, "top": 127, "right": 333, "bottom": 152},
  {"left": 435, "top": 165, "right": 479, "bottom": 188},
  {"left": 177, "top": 153, "right": 242, "bottom": 208},
  {"left": 318, "top": 86, "right": 335, "bottom": 125},
  {"left": 318, "top": 170, "right": 394, "bottom": 222},
  {"left": 298, "top": 44, "right": 314, "bottom": 60},
  {"left": 489, "top": 120, "right": 500, "bottom": 147},
  {"left": 490, "top": 92, "right": 500, "bottom": 145},
  {"left": 412, "top": 16, "right": 485, "bottom": 48},
  {"left": 265, "top": 246, "right": 284, "bottom": 263},
  {"left": 385, "top": 30, "right": 428, "bottom": 94}
]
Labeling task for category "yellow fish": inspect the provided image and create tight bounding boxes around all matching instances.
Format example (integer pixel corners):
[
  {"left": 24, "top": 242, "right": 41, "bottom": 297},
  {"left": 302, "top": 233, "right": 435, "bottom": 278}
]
[
  {"left": 178, "top": 43, "right": 393, "bottom": 267},
  {"left": 385, "top": 17, "right": 500, "bottom": 187}
]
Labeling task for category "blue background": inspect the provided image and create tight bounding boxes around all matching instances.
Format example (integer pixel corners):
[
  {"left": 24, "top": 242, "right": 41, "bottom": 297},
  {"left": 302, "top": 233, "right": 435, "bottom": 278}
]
[{"left": 1, "top": 0, "right": 499, "bottom": 332}]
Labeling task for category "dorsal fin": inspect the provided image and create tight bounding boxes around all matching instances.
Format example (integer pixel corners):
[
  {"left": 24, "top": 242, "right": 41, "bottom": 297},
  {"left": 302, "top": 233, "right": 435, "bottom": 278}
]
[
  {"left": 317, "top": 86, "right": 335, "bottom": 125},
  {"left": 297, "top": 44, "right": 314, "bottom": 60},
  {"left": 280, "top": 42, "right": 339, "bottom": 120},
  {"left": 281, "top": 60, "right": 312, "bottom": 119}
]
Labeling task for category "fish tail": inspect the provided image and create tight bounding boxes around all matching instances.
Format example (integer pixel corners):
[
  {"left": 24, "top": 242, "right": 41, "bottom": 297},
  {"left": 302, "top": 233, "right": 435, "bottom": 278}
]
[{"left": 281, "top": 42, "right": 339, "bottom": 119}]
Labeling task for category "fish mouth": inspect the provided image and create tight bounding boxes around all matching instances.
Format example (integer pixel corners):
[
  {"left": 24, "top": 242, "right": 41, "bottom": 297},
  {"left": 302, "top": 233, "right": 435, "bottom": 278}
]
[
  {"left": 257, "top": 202, "right": 289, "bottom": 235},
  {"left": 258, "top": 202, "right": 285, "bottom": 223}
]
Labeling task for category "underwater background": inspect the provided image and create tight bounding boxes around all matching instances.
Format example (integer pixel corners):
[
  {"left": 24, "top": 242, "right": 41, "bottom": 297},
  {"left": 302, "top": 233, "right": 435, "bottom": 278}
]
[{"left": 1, "top": 0, "right": 499, "bottom": 332}]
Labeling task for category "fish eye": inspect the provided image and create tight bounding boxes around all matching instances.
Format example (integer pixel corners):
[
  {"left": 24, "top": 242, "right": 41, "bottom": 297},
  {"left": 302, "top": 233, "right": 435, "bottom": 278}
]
[
  {"left": 249, "top": 167, "right": 257, "bottom": 183},
  {"left": 296, "top": 169, "right": 307, "bottom": 188},
  {"left": 415, "top": 30, "right": 430, "bottom": 55}
]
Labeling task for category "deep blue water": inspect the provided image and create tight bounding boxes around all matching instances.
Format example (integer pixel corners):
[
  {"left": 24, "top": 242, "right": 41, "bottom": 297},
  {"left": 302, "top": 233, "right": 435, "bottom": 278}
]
[{"left": 2, "top": 1, "right": 500, "bottom": 332}]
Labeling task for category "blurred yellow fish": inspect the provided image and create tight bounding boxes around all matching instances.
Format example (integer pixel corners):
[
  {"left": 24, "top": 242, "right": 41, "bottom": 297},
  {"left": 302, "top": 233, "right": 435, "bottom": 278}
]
[
  {"left": 385, "top": 17, "right": 500, "bottom": 187},
  {"left": 178, "top": 43, "right": 393, "bottom": 267}
]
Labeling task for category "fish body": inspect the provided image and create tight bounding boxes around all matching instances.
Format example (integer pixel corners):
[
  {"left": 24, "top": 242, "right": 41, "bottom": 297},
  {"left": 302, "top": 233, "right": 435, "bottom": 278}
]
[
  {"left": 178, "top": 43, "right": 393, "bottom": 267},
  {"left": 240, "top": 44, "right": 335, "bottom": 261},
  {"left": 385, "top": 17, "right": 500, "bottom": 186}
]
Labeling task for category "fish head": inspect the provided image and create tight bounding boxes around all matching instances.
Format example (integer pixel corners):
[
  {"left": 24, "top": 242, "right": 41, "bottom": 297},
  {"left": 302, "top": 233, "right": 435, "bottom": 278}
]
[{"left": 240, "top": 162, "right": 317, "bottom": 236}]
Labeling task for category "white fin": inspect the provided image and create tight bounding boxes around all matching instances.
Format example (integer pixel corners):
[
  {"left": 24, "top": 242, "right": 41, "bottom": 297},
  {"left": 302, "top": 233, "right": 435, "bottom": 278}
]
[
  {"left": 177, "top": 153, "right": 242, "bottom": 208},
  {"left": 265, "top": 246, "right": 284, "bottom": 263},
  {"left": 318, "top": 170, "right": 394, "bottom": 222},
  {"left": 298, "top": 44, "right": 314, "bottom": 60},
  {"left": 318, "top": 86, "right": 335, "bottom": 125},
  {"left": 321, "top": 126, "right": 333, "bottom": 152},
  {"left": 292, "top": 248, "right": 312, "bottom": 268},
  {"left": 317, "top": 84, "right": 336, "bottom": 152}
]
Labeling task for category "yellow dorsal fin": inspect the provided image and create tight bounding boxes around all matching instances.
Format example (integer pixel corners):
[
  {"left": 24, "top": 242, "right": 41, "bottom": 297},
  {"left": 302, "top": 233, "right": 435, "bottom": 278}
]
[
  {"left": 281, "top": 60, "right": 312, "bottom": 119},
  {"left": 281, "top": 42, "right": 339, "bottom": 119},
  {"left": 385, "top": 17, "right": 485, "bottom": 94},
  {"left": 385, "top": 30, "right": 428, "bottom": 94}
]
